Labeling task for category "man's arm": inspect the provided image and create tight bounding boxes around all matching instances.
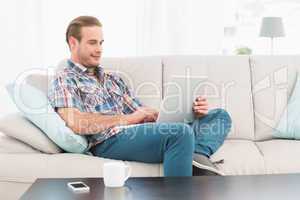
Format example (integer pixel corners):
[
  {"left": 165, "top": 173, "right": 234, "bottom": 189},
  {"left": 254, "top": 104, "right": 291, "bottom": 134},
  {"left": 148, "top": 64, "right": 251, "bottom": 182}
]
[{"left": 57, "top": 107, "right": 156, "bottom": 135}]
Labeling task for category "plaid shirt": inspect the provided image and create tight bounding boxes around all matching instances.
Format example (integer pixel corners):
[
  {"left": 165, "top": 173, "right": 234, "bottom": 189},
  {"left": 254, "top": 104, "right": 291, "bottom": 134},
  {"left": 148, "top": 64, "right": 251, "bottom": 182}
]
[{"left": 48, "top": 59, "right": 143, "bottom": 147}]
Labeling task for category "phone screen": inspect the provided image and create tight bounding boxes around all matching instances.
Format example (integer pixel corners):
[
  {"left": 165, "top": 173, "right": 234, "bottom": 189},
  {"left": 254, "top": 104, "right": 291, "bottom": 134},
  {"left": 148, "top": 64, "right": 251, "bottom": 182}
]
[{"left": 70, "top": 183, "right": 86, "bottom": 188}]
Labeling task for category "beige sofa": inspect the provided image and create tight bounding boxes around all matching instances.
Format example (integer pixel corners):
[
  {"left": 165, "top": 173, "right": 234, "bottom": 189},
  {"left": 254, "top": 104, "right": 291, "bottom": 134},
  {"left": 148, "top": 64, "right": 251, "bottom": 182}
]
[{"left": 1, "top": 55, "right": 300, "bottom": 198}]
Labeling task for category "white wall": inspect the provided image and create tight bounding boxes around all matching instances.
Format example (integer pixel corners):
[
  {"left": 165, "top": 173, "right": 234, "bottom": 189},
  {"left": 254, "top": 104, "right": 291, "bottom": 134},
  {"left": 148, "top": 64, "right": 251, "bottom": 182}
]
[
  {"left": 41, "top": 0, "right": 138, "bottom": 66},
  {"left": 0, "top": 0, "right": 39, "bottom": 115}
]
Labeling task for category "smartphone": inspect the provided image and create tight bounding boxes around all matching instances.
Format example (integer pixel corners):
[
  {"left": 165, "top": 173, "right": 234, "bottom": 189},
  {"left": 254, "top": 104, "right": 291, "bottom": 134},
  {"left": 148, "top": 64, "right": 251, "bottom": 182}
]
[{"left": 67, "top": 181, "right": 90, "bottom": 193}]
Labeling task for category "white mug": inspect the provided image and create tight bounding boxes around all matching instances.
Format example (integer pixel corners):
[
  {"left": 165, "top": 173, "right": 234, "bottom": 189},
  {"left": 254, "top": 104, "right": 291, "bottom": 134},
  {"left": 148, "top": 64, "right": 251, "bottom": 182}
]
[{"left": 103, "top": 162, "right": 131, "bottom": 187}]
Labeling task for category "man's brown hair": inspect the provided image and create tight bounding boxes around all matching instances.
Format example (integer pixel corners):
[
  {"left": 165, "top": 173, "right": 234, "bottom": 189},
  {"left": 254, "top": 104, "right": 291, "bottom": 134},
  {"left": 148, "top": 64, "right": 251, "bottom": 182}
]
[{"left": 66, "top": 16, "right": 102, "bottom": 46}]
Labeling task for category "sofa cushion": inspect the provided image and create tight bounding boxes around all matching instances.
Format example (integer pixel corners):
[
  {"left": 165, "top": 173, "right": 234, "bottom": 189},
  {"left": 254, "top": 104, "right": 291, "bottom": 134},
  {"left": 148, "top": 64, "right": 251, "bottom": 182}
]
[
  {"left": 210, "top": 139, "right": 265, "bottom": 175},
  {"left": 163, "top": 55, "right": 255, "bottom": 140},
  {"left": 6, "top": 83, "right": 89, "bottom": 153},
  {"left": 0, "top": 153, "right": 163, "bottom": 182},
  {"left": 0, "top": 134, "right": 40, "bottom": 154},
  {"left": 0, "top": 114, "right": 61, "bottom": 154},
  {"left": 250, "top": 55, "right": 300, "bottom": 141},
  {"left": 256, "top": 140, "right": 300, "bottom": 174}
]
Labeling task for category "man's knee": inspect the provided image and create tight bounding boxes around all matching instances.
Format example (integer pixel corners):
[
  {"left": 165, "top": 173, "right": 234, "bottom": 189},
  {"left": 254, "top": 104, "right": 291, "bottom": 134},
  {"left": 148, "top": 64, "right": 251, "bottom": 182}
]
[
  {"left": 206, "top": 108, "right": 232, "bottom": 128},
  {"left": 213, "top": 109, "right": 232, "bottom": 133},
  {"left": 210, "top": 108, "right": 231, "bottom": 122},
  {"left": 193, "top": 108, "right": 232, "bottom": 136}
]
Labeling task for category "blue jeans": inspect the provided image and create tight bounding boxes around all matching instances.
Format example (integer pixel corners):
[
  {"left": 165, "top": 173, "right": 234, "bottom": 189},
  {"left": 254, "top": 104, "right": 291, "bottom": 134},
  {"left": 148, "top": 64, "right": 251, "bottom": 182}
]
[
  {"left": 91, "top": 108, "right": 231, "bottom": 177},
  {"left": 191, "top": 108, "right": 232, "bottom": 157}
]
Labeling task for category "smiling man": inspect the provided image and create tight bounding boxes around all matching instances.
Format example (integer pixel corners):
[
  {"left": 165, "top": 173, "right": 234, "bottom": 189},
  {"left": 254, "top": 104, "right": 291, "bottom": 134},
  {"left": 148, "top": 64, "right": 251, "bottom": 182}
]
[{"left": 48, "top": 16, "right": 232, "bottom": 177}]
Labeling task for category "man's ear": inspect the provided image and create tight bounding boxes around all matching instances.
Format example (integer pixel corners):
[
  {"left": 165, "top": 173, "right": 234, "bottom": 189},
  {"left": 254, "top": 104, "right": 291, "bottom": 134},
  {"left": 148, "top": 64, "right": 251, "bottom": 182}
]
[{"left": 69, "top": 36, "right": 78, "bottom": 50}]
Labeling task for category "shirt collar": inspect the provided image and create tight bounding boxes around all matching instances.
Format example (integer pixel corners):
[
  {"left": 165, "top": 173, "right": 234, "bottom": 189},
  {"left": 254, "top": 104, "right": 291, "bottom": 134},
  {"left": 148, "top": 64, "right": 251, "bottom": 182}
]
[{"left": 67, "top": 59, "right": 104, "bottom": 76}]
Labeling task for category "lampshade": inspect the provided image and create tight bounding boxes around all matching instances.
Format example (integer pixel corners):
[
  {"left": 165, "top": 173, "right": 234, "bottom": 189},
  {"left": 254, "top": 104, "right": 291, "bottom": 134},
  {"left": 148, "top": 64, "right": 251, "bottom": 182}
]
[{"left": 259, "top": 17, "right": 285, "bottom": 38}]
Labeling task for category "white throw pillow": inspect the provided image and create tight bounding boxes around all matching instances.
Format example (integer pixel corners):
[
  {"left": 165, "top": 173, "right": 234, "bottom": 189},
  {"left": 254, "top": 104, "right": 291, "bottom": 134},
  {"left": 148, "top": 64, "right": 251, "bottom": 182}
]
[{"left": 0, "top": 113, "right": 62, "bottom": 154}]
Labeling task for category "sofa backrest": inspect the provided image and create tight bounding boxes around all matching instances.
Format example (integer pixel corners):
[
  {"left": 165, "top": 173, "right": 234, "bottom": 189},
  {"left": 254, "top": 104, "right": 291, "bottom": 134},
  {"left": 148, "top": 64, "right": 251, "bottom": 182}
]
[
  {"left": 162, "top": 55, "right": 255, "bottom": 140},
  {"left": 250, "top": 55, "right": 300, "bottom": 141},
  {"left": 24, "top": 55, "right": 300, "bottom": 142}
]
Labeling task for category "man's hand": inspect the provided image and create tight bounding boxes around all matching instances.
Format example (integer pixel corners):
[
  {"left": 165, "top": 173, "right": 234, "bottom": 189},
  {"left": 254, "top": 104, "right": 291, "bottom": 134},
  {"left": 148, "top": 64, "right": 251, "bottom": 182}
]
[
  {"left": 141, "top": 107, "right": 159, "bottom": 122},
  {"left": 193, "top": 96, "right": 209, "bottom": 118},
  {"left": 130, "top": 106, "right": 159, "bottom": 123}
]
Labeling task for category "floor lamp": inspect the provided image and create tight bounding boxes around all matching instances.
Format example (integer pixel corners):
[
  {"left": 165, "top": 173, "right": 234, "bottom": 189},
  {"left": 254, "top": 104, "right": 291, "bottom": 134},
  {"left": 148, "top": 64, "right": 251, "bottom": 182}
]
[{"left": 259, "top": 17, "right": 285, "bottom": 55}]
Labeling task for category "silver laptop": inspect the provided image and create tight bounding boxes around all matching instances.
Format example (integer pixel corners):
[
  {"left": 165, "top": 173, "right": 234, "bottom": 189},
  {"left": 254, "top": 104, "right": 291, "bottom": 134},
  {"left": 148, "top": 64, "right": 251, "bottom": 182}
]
[{"left": 157, "top": 75, "right": 207, "bottom": 123}]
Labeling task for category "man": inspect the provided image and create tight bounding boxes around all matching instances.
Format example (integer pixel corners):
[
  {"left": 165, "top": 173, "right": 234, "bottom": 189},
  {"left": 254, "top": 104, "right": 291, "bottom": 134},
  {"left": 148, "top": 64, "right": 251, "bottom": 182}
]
[{"left": 48, "top": 16, "right": 232, "bottom": 177}]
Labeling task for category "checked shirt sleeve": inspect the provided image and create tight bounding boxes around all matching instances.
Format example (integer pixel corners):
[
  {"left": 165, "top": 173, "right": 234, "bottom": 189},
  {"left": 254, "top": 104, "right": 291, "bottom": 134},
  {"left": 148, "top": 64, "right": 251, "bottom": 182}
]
[{"left": 48, "top": 75, "right": 84, "bottom": 111}]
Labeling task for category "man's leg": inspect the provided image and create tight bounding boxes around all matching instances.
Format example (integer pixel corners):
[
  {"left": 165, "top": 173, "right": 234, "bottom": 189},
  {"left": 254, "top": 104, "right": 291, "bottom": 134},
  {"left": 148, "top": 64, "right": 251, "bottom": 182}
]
[
  {"left": 192, "top": 108, "right": 232, "bottom": 157},
  {"left": 91, "top": 122, "right": 195, "bottom": 177}
]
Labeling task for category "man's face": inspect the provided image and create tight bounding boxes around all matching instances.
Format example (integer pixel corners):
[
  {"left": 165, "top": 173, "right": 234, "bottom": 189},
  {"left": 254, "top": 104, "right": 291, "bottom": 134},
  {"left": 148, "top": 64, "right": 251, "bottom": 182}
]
[{"left": 71, "top": 26, "right": 104, "bottom": 68}]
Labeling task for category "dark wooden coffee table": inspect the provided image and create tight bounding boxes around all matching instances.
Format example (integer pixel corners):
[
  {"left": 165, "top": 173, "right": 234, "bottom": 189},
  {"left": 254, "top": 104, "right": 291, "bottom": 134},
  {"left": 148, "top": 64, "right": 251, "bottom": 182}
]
[{"left": 20, "top": 174, "right": 300, "bottom": 200}]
